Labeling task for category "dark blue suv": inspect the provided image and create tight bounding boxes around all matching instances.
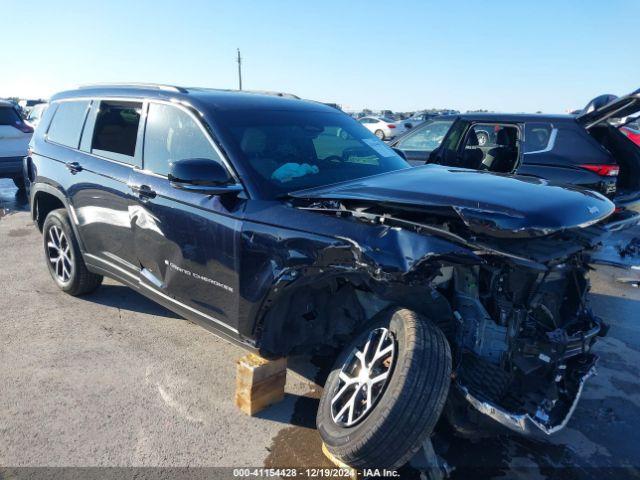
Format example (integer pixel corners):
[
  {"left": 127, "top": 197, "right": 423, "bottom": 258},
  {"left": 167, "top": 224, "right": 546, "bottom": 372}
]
[{"left": 26, "top": 84, "right": 617, "bottom": 468}]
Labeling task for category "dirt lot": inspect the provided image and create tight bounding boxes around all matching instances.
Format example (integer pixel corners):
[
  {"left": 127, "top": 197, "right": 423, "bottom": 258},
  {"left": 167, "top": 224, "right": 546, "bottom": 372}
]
[{"left": 1, "top": 178, "right": 639, "bottom": 479}]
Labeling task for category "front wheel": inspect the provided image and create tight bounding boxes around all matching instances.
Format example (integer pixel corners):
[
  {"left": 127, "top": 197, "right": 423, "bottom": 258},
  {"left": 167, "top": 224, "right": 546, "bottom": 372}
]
[
  {"left": 374, "top": 129, "right": 385, "bottom": 140},
  {"left": 317, "top": 307, "right": 452, "bottom": 469},
  {"left": 43, "top": 209, "right": 103, "bottom": 296}
]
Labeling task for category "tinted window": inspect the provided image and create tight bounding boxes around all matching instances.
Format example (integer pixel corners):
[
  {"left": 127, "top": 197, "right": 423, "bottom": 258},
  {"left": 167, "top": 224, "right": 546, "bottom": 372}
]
[
  {"left": 0, "top": 106, "right": 21, "bottom": 125},
  {"left": 554, "top": 127, "right": 604, "bottom": 159},
  {"left": 397, "top": 120, "right": 453, "bottom": 151},
  {"left": 92, "top": 101, "right": 141, "bottom": 160},
  {"left": 524, "top": 122, "right": 553, "bottom": 152},
  {"left": 27, "top": 104, "right": 47, "bottom": 123},
  {"left": 47, "top": 101, "right": 90, "bottom": 148},
  {"left": 143, "top": 103, "right": 221, "bottom": 175},
  {"left": 216, "top": 109, "right": 409, "bottom": 198}
]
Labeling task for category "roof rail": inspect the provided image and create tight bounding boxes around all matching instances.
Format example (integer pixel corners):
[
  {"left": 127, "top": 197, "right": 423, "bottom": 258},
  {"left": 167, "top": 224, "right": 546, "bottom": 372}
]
[
  {"left": 77, "top": 83, "right": 188, "bottom": 93},
  {"left": 188, "top": 87, "right": 300, "bottom": 100},
  {"left": 242, "top": 90, "right": 300, "bottom": 99}
]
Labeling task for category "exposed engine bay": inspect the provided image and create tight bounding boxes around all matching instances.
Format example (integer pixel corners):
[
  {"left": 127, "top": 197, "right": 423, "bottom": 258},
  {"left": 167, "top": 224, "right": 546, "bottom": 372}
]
[
  {"left": 448, "top": 261, "right": 604, "bottom": 436},
  {"left": 282, "top": 195, "right": 613, "bottom": 437}
]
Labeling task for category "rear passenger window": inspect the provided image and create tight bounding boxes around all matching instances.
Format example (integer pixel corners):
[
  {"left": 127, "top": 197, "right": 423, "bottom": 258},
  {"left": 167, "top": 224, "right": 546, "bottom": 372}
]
[
  {"left": 92, "top": 101, "right": 142, "bottom": 162},
  {"left": 47, "top": 101, "right": 90, "bottom": 148},
  {"left": 524, "top": 122, "right": 553, "bottom": 153},
  {"left": 143, "top": 103, "right": 221, "bottom": 176}
]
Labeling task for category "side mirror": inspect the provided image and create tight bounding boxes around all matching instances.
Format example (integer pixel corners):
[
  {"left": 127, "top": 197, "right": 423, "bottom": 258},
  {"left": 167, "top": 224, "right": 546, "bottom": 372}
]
[
  {"left": 168, "top": 158, "right": 242, "bottom": 195},
  {"left": 392, "top": 147, "right": 407, "bottom": 160}
]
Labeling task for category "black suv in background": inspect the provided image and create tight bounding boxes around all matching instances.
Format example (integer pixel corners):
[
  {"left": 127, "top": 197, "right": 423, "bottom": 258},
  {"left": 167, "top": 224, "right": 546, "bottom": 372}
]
[
  {"left": 390, "top": 89, "right": 640, "bottom": 215},
  {"left": 27, "top": 84, "right": 617, "bottom": 469}
]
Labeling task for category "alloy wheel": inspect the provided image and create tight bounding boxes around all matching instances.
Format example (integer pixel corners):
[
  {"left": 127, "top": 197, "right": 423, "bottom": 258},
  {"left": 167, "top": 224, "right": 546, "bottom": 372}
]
[
  {"left": 47, "top": 225, "right": 73, "bottom": 283},
  {"left": 331, "top": 327, "right": 396, "bottom": 427}
]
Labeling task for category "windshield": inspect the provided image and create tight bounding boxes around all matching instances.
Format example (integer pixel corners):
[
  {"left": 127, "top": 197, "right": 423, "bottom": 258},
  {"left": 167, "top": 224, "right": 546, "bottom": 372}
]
[{"left": 216, "top": 109, "right": 410, "bottom": 197}]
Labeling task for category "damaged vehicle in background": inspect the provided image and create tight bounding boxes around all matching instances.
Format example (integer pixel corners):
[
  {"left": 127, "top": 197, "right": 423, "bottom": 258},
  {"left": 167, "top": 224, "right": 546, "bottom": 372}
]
[
  {"left": 27, "top": 85, "right": 619, "bottom": 469},
  {"left": 391, "top": 88, "right": 640, "bottom": 222}
]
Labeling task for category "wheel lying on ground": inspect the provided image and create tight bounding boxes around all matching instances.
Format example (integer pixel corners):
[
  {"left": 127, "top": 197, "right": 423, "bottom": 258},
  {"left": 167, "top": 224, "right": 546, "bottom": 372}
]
[
  {"left": 42, "top": 208, "right": 103, "bottom": 296},
  {"left": 317, "top": 307, "right": 452, "bottom": 469}
]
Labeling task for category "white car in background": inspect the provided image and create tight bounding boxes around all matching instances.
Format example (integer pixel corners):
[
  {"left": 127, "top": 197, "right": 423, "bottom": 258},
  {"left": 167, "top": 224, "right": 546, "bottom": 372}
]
[
  {"left": 358, "top": 116, "right": 406, "bottom": 140},
  {"left": 0, "top": 100, "right": 33, "bottom": 190},
  {"left": 25, "top": 103, "right": 48, "bottom": 128}
]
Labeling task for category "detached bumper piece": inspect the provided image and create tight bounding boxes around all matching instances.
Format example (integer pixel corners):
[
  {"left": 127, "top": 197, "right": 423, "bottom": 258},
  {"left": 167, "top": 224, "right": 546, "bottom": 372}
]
[{"left": 457, "top": 354, "right": 597, "bottom": 438}]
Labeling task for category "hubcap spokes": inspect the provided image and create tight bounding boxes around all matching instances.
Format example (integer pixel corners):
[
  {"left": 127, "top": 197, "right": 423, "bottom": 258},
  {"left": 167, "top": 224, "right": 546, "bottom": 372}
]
[
  {"left": 331, "top": 327, "right": 396, "bottom": 427},
  {"left": 47, "top": 226, "right": 72, "bottom": 283}
]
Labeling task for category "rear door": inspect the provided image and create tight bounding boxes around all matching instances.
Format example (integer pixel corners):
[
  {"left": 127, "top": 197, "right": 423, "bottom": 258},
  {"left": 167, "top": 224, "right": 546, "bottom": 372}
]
[
  {"left": 128, "top": 101, "right": 243, "bottom": 334},
  {"left": 66, "top": 99, "right": 144, "bottom": 279}
]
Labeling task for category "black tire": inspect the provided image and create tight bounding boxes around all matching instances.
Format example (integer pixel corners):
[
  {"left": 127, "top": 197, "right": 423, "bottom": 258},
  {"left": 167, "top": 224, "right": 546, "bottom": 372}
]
[
  {"left": 42, "top": 208, "right": 103, "bottom": 296},
  {"left": 374, "top": 129, "right": 385, "bottom": 140},
  {"left": 317, "top": 307, "right": 452, "bottom": 469},
  {"left": 12, "top": 177, "right": 26, "bottom": 191}
]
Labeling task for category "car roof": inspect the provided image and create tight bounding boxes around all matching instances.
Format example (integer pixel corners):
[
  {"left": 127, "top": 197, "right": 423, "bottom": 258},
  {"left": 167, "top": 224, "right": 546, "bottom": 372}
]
[
  {"left": 435, "top": 112, "right": 576, "bottom": 123},
  {"left": 50, "top": 83, "right": 335, "bottom": 114},
  {"left": 0, "top": 99, "right": 15, "bottom": 107}
]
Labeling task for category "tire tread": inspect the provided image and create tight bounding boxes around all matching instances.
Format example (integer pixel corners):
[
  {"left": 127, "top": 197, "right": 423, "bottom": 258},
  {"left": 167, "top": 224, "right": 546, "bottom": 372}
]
[{"left": 319, "top": 307, "right": 452, "bottom": 468}]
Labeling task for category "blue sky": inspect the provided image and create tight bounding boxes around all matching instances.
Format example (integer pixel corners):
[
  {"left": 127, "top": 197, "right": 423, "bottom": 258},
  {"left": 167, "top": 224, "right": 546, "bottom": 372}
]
[{"left": 2, "top": 0, "right": 638, "bottom": 112}]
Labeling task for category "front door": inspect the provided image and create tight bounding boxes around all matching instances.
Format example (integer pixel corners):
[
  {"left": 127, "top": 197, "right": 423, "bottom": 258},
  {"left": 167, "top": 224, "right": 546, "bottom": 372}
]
[
  {"left": 394, "top": 118, "right": 455, "bottom": 165},
  {"left": 129, "top": 101, "right": 243, "bottom": 333}
]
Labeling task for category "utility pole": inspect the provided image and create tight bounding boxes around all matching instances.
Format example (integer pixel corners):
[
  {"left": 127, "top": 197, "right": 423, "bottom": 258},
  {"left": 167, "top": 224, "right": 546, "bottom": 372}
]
[{"left": 237, "top": 48, "right": 242, "bottom": 91}]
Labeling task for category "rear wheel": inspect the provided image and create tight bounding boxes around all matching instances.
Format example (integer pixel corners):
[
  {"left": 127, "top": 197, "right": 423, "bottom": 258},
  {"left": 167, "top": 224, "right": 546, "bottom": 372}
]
[
  {"left": 374, "top": 129, "right": 385, "bottom": 140},
  {"left": 317, "top": 307, "right": 452, "bottom": 469},
  {"left": 43, "top": 209, "right": 103, "bottom": 296}
]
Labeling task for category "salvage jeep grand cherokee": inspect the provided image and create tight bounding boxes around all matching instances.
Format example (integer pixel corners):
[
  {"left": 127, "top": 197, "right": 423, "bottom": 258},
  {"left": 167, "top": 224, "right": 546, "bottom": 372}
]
[{"left": 27, "top": 84, "right": 615, "bottom": 469}]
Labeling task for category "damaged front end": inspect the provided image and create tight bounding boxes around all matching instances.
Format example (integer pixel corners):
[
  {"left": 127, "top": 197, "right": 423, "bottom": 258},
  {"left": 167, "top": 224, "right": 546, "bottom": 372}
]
[
  {"left": 282, "top": 167, "right": 620, "bottom": 438},
  {"left": 286, "top": 190, "right": 613, "bottom": 438},
  {"left": 449, "top": 261, "right": 605, "bottom": 438}
]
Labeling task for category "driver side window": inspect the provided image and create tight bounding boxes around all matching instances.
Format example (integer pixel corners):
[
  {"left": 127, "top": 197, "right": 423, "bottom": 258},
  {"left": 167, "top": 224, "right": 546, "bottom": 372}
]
[{"left": 143, "top": 103, "right": 222, "bottom": 176}]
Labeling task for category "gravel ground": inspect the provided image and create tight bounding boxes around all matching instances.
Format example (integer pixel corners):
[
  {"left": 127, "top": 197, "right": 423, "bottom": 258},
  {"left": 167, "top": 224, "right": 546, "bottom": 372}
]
[{"left": 0, "top": 179, "right": 639, "bottom": 478}]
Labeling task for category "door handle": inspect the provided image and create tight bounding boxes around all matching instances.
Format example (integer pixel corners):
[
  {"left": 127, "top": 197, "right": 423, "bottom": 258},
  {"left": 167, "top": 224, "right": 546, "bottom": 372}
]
[
  {"left": 129, "top": 184, "right": 157, "bottom": 199},
  {"left": 65, "top": 161, "right": 83, "bottom": 174}
]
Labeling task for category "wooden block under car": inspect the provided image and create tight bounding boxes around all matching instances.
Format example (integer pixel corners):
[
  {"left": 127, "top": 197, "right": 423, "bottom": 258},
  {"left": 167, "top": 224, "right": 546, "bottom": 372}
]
[{"left": 235, "top": 353, "right": 287, "bottom": 415}]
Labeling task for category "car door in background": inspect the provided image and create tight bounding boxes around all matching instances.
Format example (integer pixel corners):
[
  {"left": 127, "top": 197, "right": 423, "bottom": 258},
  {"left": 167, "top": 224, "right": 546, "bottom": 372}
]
[
  {"left": 392, "top": 118, "right": 454, "bottom": 165},
  {"left": 128, "top": 102, "right": 243, "bottom": 333}
]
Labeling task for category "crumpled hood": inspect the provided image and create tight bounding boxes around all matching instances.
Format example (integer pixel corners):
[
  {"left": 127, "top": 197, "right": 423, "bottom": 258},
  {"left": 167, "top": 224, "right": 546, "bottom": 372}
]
[{"left": 289, "top": 165, "right": 615, "bottom": 237}]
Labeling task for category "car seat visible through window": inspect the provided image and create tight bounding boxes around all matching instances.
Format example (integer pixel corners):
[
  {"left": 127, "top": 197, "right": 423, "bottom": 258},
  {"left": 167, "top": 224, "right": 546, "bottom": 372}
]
[{"left": 481, "top": 127, "right": 518, "bottom": 173}]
